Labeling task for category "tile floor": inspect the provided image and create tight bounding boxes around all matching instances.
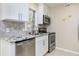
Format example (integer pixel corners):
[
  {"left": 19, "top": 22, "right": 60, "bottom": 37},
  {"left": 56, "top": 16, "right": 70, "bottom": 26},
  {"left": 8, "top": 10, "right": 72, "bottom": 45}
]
[{"left": 46, "top": 49, "right": 79, "bottom": 56}]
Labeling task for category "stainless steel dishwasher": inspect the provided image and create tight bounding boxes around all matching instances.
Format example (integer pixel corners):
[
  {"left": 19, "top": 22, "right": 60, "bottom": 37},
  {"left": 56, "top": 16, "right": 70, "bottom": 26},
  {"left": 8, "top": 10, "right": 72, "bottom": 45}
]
[{"left": 15, "top": 37, "right": 35, "bottom": 56}]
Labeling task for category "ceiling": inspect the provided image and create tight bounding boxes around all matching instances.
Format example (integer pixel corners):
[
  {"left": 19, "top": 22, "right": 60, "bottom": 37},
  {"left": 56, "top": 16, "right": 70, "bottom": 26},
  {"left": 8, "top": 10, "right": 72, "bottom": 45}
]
[
  {"left": 45, "top": 3, "right": 78, "bottom": 7},
  {"left": 46, "top": 3, "right": 65, "bottom": 7}
]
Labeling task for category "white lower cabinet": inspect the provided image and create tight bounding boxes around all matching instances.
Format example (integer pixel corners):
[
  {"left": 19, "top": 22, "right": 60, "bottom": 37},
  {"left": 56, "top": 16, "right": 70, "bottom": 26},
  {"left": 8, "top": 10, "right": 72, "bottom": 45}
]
[
  {"left": 35, "top": 37, "right": 44, "bottom": 56},
  {"left": 0, "top": 38, "right": 15, "bottom": 56},
  {"left": 0, "top": 34, "right": 48, "bottom": 56},
  {"left": 35, "top": 34, "right": 48, "bottom": 56},
  {"left": 43, "top": 35, "right": 48, "bottom": 54}
]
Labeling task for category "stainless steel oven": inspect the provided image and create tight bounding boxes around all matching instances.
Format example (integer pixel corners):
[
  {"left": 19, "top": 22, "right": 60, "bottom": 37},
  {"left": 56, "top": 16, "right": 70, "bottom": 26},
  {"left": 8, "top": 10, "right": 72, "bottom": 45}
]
[
  {"left": 43, "top": 15, "right": 50, "bottom": 25},
  {"left": 48, "top": 32, "right": 55, "bottom": 52}
]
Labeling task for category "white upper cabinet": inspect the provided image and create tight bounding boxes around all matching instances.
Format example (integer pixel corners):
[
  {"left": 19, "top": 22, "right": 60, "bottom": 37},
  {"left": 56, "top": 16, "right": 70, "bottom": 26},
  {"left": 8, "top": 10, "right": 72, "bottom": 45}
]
[
  {"left": 43, "top": 5, "right": 49, "bottom": 16},
  {"left": 37, "top": 3, "right": 44, "bottom": 24},
  {"left": 19, "top": 4, "right": 29, "bottom": 21},
  {"left": 1, "top": 3, "right": 29, "bottom": 21},
  {"left": 37, "top": 3, "right": 49, "bottom": 24}
]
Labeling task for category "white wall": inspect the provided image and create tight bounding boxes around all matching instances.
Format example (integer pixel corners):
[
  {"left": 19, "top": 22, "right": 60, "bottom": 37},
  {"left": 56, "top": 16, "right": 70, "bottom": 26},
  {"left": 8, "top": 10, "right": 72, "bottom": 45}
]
[{"left": 48, "top": 4, "right": 79, "bottom": 52}]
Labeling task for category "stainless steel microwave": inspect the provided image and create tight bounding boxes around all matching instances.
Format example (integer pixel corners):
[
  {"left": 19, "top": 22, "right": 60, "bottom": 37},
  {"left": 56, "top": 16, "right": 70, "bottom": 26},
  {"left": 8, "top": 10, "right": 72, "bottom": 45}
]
[{"left": 43, "top": 15, "right": 50, "bottom": 25}]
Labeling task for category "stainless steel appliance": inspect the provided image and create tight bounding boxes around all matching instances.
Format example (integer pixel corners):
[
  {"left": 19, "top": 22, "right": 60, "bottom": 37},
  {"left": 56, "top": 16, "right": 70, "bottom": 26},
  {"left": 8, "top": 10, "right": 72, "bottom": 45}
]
[
  {"left": 38, "top": 28, "right": 47, "bottom": 33},
  {"left": 43, "top": 15, "right": 50, "bottom": 25},
  {"left": 48, "top": 32, "right": 55, "bottom": 52},
  {"left": 38, "top": 27, "right": 55, "bottom": 53},
  {"left": 15, "top": 37, "right": 35, "bottom": 56}
]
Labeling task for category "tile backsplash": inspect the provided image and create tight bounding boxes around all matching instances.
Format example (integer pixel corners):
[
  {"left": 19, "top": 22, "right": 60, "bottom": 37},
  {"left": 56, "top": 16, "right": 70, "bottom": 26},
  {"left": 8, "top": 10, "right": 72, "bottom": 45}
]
[
  {"left": 0, "top": 20, "right": 36, "bottom": 34},
  {"left": 0, "top": 21, "right": 6, "bottom": 32},
  {"left": 2, "top": 20, "right": 25, "bottom": 32}
]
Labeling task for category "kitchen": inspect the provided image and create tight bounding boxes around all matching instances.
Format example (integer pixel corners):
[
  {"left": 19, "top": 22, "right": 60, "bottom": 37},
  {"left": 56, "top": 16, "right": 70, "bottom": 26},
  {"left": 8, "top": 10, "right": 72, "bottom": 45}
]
[
  {"left": 0, "top": 3, "right": 55, "bottom": 56},
  {"left": 0, "top": 3, "right": 79, "bottom": 56}
]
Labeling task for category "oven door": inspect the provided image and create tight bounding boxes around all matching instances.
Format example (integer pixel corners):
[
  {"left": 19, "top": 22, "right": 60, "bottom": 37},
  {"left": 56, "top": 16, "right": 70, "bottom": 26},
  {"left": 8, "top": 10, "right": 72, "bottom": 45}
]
[
  {"left": 48, "top": 33, "right": 55, "bottom": 47},
  {"left": 48, "top": 33, "right": 55, "bottom": 52}
]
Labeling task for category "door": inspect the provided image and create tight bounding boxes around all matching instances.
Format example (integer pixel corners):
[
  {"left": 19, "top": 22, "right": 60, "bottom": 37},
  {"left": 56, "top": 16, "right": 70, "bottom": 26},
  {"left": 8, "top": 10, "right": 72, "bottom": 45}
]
[
  {"left": 1, "top": 38, "right": 15, "bottom": 56},
  {"left": 1, "top": 3, "right": 29, "bottom": 21},
  {"left": 49, "top": 33, "right": 55, "bottom": 47},
  {"left": 2, "top": 3, "right": 19, "bottom": 20},
  {"left": 35, "top": 37, "right": 44, "bottom": 56},
  {"left": 19, "top": 3, "right": 29, "bottom": 21},
  {"left": 43, "top": 35, "right": 48, "bottom": 54},
  {"left": 35, "top": 35, "right": 48, "bottom": 56}
]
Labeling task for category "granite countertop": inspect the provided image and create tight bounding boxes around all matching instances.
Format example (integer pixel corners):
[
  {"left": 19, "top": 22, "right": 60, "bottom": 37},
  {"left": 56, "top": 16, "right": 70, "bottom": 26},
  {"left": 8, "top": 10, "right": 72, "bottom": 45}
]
[
  {"left": 10, "top": 33, "right": 48, "bottom": 43},
  {"left": 0, "top": 31, "right": 34, "bottom": 42},
  {"left": 0, "top": 31, "right": 48, "bottom": 43}
]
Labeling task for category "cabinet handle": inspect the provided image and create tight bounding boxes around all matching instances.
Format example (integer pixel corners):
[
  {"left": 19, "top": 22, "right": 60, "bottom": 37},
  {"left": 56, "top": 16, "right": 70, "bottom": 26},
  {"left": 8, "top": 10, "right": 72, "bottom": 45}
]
[{"left": 18, "top": 13, "right": 22, "bottom": 20}]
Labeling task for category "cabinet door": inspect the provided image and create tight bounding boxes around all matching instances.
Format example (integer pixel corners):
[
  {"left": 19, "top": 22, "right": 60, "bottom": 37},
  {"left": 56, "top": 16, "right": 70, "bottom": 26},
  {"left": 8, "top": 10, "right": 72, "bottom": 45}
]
[
  {"left": 1, "top": 38, "right": 15, "bottom": 56},
  {"left": 19, "top": 3, "right": 29, "bottom": 21},
  {"left": 35, "top": 37, "right": 44, "bottom": 56},
  {"left": 35, "top": 35, "right": 48, "bottom": 56},
  {"left": 1, "top": 3, "right": 29, "bottom": 21},
  {"left": 2, "top": 3, "right": 19, "bottom": 20},
  {"left": 44, "top": 5, "right": 48, "bottom": 16},
  {"left": 43, "top": 35, "right": 48, "bottom": 54},
  {"left": 37, "top": 4, "right": 44, "bottom": 24}
]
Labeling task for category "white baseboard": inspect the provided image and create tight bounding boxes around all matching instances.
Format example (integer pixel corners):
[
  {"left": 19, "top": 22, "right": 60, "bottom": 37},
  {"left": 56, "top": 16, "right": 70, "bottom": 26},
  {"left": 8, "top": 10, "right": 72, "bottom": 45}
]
[{"left": 56, "top": 47, "right": 79, "bottom": 55}]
